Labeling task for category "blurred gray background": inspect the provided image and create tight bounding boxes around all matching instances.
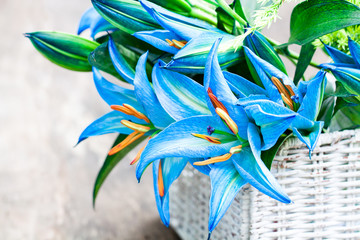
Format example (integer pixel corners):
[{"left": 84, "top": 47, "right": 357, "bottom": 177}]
[{"left": 0, "top": 1, "right": 326, "bottom": 239}]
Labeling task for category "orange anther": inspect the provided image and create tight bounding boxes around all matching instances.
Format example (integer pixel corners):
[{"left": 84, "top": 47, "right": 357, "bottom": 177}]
[
  {"left": 158, "top": 161, "right": 165, "bottom": 197},
  {"left": 108, "top": 132, "right": 145, "bottom": 156}
]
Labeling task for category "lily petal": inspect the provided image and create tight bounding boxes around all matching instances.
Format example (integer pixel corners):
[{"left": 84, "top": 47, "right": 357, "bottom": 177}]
[
  {"left": 165, "top": 32, "right": 242, "bottom": 74},
  {"left": 292, "top": 121, "right": 324, "bottom": 156},
  {"left": 136, "top": 115, "right": 237, "bottom": 181},
  {"left": 232, "top": 147, "right": 291, "bottom": 203},
  {"left": 108, "top": 37, "right": 135, "bottom": 84},
  {"left": 297, "top": 70, "right": 327, "bottom": 121},
  {"left": 204, "top": 38, "right": 249, "bottom": 138},
  {"left": 188, "top": 158, "right": 211, "bottom": 176},
  {"left": 208, "top": 161, "right": 246, "bottom": 233},
  {"left": 140, "top": 0, "right": 221, "bottom": 41},
  {"left": 134, "top": 52, "right": 174, "bottom": 128},
  {"left": 348, "top": 37, "right": 360, "bottom": 67},
  {"left": 239, "top": 99, "right": 296, "bottom": 150},
  {"left": 244, "top": 46, "right": 300, "bottom": 104},
  {"left": 133, "top": 30, "right": 181, "bottom": 54},
  {"left": 78, "top": 7, "right": 115, "bottom": 38},
  {"left": 247, "top": 122, "right": 262, "bottom": 162},
  {"left": 77, "top": 111, "right": 141, "bottom": 144},
  {"left": 321, "top": 64, "right": 360, "bottom": 100},
  {"left": 323, "top": 43, "right": 355, "bottom": 64},
  {"left": 153, "top": 157, "right": 188, "bottom": 226},
  {"left": 223, "top": 71, "right": 267, "bottom": 98},
  {"left": 152, "top": 61, "right": 210, "bottom": 120},
  {"left": 92, "top": 68, "right": 140, "bottom": 109}
]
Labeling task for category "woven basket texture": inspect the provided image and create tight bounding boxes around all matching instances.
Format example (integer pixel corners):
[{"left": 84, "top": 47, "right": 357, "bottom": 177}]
[{"left": 170, "top": 130, "right": 360, "bottom": 240}]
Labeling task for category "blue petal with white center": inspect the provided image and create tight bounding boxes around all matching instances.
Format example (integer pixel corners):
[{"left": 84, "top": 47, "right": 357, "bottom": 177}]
[
  {"left": 133, "top": 30, "right": 181, "bottom": 54},
  {"left": 232, "top": 147, "right": 291, "bottom": 203},
  {"left": 134, "top": 52, "right": 174, "bottom": 129},
  {"left": 238, "top": 98, "right": 296, "bottom": 150},
  {"left": 152, "top": 60, "right": 210, "bottom": 120},
  {"left": 165, "top": 33, "right": 242, "bottom": 74},
  {"left": 77, "top": 111, "right": 144, "bottom": 144},
  {"left": 203, "top": 38, "right": 249, "bottom": 139},
  {"left": 92, "top": 67, "right": 141, "bottom": 110},
  {"left": 297, "top": 70, "right": 327, "bottom": 121},
  {"left": 108, "top": 37, "right": 135, "bottom": 84},
  {"left": 223, "top": 71, "right": 267, "bottom": 98},
  {"left": 208, "top": 161, "right": 246, "bottom": 233},
  {"left": 244, "top": 46, "right": 301, "bottom": 104},
  {"left": 136, "top": 115, "right": 237, "bottom": 181}
]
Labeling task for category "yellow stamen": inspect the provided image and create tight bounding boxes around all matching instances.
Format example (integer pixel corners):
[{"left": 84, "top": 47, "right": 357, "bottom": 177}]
[
  {"left": 207, "top": 88, "right": 229, "bottom": 114},
  {"left": 123, "top": 104, "right": 150, "bottom": 123},
  {"left": 111, "top": 104, "right": 150, "bottom": 123},
  {"left": 230, "top": 145, "right": 243, "bottom": 154},
  {"left": 271, "top": 76, "right": 291, "bottom": 100},
  {"left": 130, "top": 145, "right": 146, "bottom": 165},
  {"left": 165, "top": 39, "right": 174, "bottom": 46},
  {"left": 193, "top": 153, "right": 232, "bottom": 166},
  {"left": 284, "top": 84, "right": 296, "bottom": 96},
  {"left": 191, "top": 133, "right": 221, "bottom": 144},
  {"left": 111, "top": 105, "right": 132, "bottom": 115},
  {"left": 108, "top": 132, "right": 145, "bottom": 156},
  {"left": 158, "top": 161, "right": 165, "bottom": 197},
  {"left": 281, "top": 93, "right": 294, "bottom": 110},
  {"left": 121, "top": 120, "right": 150, "bottom": 133},
  {"left": 165, "top": 39, "right": 187, "bottom": 49},
  {"left": 172, "top": 39, "right": 187, "bottom": 49},
  {"left": 130, "top": 137, "right": 151, "bottom": 165},
  {"left": 215, "top": 108, "right": 238, "bottom": 135}
]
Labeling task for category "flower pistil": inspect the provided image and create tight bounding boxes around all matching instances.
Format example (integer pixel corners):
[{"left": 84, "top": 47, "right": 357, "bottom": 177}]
[
  {"left": 165, "top": 39, "right": 187, "bottom": 49},
  {"left": 193, "top": 145, "right": 243, "bottom": 166},
  {"left": 271, "top": 76, "right": 299, "bottom": 111},
  {"left": 111, "top": 104, "right": 150, "bottom": 123}
]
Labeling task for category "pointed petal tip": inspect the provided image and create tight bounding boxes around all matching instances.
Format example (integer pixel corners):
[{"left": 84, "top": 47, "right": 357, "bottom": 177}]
[
  {"left": 23, "top": 32, "right": 31, "bottom": 38},
  {"left": 207, "top": 232, "right": 212, "bottom": 240}
]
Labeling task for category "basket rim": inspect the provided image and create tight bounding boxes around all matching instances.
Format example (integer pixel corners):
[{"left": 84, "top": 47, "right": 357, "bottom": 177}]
[{"left": 281, "top": 129, "right": 360, "bottom": 149}]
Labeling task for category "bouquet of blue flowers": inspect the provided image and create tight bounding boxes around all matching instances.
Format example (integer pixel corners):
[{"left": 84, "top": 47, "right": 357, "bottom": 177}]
[{"left": 26, "top": 0, "right": 360, "bottom": 237}]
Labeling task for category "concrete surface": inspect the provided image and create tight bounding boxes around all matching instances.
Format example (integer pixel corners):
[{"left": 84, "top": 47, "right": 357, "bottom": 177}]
[
  {"left": 0, "top": 1, "right": 330, "bottom": 240},
  {"left": 0, "top": 0, "right": 179, "bottom": 239}
]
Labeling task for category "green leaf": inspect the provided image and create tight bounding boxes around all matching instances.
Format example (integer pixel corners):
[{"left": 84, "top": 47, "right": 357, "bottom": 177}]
[
  {"left": 334, "top": 97, "right": 358, "bottom": 114},
  {"left": 149, "top": 0, "right": 192, "bottom": 13},
  {"left": 329, "top": 81, "right": 357, "bottom": 98},
  {"left": 261, "top": 133, "right": 292, "bottom": 170},
  {"left": 288, "top": 0, "right": 360, "bottom": 45},
  {"left": 93, "top": 134, "right": 146, "bottom": 207},
  {"left": 329, "top": 104, "right": 360, "bottom": 131},
  {"left": 244, "top": 31, "right": 287, "bottom": 75},
  {"left": 25, "top": 31, "right": 99, "bottom": 71},
  {"left": 92, "top": 0, "right": 160, "bottom": 35},
  {"left": 317, "top": 96, "right": 335, "bottom": 129},
  {"left": 88, "top": 42, "right": 122, "bottom": 79},
  {"left": 293, "top": 42, "right": 316, "bottom": 84}
]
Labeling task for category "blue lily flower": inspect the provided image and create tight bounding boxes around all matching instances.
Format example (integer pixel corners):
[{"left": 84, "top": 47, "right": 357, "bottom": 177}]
[
  {"left": 79, "top": 41, "right": 213, "bottom": 226},
  {"left": 136, "top": 39, "right": 291, "bottom": 235},
  {"left": 239, "top": 47, "right": 327, "bottom": 156},
  {"left": 320, "top": 37, "right": 360, "bottom": 101},
  {"left": 133, "top": 0, "right": 242, "bottom": 73},
  {"left": 77, "top": 7, "right": 116, "bottom": 39}
]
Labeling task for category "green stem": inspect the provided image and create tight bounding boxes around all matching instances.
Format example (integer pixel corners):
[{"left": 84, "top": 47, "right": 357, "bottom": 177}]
[
  {"left": 215, "top": 0, "right": 247, "bottom": 26},
  {"left": 266, "top": 37, "right": 322, "bottom": 69},
  {"left": 190, "top": 7, "right": 217, "bottom": 25}
]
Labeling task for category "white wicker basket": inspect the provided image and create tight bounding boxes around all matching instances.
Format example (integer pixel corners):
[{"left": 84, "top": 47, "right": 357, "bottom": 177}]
[{"left": 170, "top": 130, "right": 360, "bottom": 239}]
